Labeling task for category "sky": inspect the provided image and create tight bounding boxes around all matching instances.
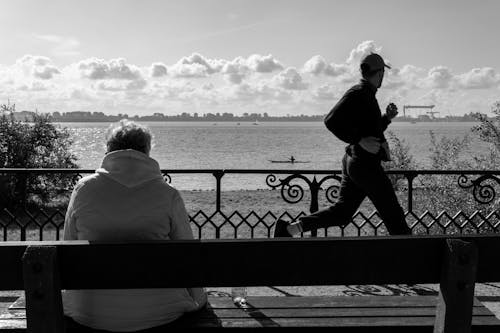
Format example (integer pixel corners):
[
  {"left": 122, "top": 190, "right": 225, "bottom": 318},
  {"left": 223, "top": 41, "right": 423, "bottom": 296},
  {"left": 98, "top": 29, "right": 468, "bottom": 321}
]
[{"left": 0, "top": 0, "right": 499, "bottom": 116}]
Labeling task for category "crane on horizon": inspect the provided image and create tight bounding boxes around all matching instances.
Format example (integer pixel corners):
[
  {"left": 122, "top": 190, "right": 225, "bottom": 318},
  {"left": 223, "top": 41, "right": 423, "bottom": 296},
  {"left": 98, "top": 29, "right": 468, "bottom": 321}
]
[{"left": 403, "top": 105, "right": 437, "bottom": 118}]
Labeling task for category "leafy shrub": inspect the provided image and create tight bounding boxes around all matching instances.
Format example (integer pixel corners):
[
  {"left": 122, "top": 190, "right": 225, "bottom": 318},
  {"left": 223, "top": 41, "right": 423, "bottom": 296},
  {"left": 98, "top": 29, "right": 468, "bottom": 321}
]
[
  {"left": 0, "top": 103, "right": 79, "bottom": 208},
  {"left": 384, "top": 130, "right": 419, "bottom": 190}
]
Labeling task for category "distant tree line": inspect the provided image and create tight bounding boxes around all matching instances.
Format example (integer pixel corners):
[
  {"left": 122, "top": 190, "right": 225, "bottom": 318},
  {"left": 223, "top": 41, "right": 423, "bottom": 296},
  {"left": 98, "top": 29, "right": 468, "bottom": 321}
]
[{"left": 8, "top": 110, "right": 483, "bottom": 123}]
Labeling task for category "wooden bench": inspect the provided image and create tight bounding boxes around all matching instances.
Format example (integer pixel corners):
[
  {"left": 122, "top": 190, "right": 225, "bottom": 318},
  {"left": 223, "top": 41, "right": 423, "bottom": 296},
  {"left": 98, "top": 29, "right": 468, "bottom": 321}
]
[{"left": 1, "top": 234, "right": 500, "bottom": 332}]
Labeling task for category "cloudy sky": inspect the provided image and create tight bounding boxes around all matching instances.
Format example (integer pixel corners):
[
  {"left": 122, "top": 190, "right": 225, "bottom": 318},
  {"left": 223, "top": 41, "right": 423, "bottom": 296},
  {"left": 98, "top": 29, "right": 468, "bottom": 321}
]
[{"left": 1, "top": 0, "right": 499, "bottom": 116}]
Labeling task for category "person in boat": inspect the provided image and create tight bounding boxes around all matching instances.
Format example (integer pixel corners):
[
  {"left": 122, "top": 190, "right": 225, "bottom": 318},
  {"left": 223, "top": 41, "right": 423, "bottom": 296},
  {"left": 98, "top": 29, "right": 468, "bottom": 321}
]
[
  {"left": 274, "top": 53, "right": 411, "bottom": 237},
  {"left": 290, "top": 156, "right": 295, "bottom": 163}
]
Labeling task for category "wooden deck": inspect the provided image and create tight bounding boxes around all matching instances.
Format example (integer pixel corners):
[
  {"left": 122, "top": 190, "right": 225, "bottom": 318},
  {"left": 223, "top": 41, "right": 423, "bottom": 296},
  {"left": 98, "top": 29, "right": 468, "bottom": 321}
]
[{"left": 1, "top": 295, "right": 499, "bottom": 331}]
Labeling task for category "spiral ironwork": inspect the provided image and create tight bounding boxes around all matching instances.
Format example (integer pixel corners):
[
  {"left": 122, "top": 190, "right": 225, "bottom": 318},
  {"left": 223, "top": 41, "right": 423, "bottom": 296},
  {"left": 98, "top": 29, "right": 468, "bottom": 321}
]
[
  {"left": 457, "top": 174, "right": 473, "bottom": 189},
  {"left": 458, "top": 174, "right": 500, "bottom": 204},
  {"left": 317, "top": 174, "right": 342, "bottom": 204},
  {"left": 266, "top": 173, "right": 310, "bottom": 204},
  {"left": 161, "top": 172, "right": 172, "bottom": 184}
]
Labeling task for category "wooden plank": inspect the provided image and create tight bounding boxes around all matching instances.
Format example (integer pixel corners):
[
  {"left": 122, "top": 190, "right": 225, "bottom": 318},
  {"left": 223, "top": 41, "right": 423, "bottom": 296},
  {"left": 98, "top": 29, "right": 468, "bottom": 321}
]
[
  {"left": 207, "top": 296, "right": 487, "bottom": 308},
  {"left": 50, "top": 235, "right": 500, "bottom": 288},
  {"left": 0, "top": 320, "right": 26, "bottom": 332},
  {"left": 5, "top": 295, "right": 488, "bottom": 310},
  {"left": 0, "top": 241, "right": 86, "bottom": 291},
  {"left": 22, "top": 246, "right": 64, "bottom": 333},
  {"left": 192, "top": 316, "right": 500, "bottom": 328},
  {"left": 0, "top": 296, "right": 497, "bottom": 330},
  {"left": 0, "top": 235, "right": 499, "bottom": 289},
  {"left": 206, "top": 307, "right": 494, "bottom": 318},
  {"left": 434, "top": 239, "right": 478, "bottom": 333}
]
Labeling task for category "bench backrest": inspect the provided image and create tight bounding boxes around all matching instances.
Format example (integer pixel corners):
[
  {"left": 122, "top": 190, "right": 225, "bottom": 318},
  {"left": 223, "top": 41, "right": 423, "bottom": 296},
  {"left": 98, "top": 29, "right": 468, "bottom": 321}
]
[
  {"left": 1, "top": 234, "right": 499, "bottom": 332},
  {"left": 1, "top": 234, "right": 498, "bottom": 290}
]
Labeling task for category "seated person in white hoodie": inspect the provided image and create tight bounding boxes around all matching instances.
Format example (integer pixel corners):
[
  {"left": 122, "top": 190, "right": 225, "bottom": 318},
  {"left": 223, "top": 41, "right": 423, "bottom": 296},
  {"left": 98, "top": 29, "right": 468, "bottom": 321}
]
[{"left": 62, "top": 119, "right": 207, "bottom": 332}]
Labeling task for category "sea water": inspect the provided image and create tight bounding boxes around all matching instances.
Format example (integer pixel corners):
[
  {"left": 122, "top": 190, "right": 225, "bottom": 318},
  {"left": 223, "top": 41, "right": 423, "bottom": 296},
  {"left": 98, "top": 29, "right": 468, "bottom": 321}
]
[{"left": 61, "top": 121, "right": 484, "bottom": 190}]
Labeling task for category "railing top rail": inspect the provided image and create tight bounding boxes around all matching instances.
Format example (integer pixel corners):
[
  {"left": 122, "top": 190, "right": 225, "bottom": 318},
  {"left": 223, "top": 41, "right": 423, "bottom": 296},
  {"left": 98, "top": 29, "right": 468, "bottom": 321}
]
[{"left": 1, "top": 168, "right": 500, "bottom": 175}]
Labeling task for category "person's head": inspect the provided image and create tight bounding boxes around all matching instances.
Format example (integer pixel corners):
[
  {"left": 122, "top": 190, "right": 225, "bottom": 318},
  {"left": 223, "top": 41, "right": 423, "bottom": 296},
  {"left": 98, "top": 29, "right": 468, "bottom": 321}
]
[
  {"left": 106, "top": 119, "right": 152, "bottom": 155},
  {"left": 360, "top": 53, "right": 391, "bottom": 88}
]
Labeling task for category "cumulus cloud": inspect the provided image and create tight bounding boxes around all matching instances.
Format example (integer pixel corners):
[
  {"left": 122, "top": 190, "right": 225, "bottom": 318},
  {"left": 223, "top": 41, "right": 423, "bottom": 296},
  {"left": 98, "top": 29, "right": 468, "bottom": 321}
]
[
  {"left": 17, "top": 55, "right": 51, "bottom": 67},
  {"left": 13, "top": 55, "right": 61, "bottom": 80},
  {"left": 221, "top": 57, "right": 248, "bottom": 84},
  {"left": 17, "top": 81, "right": 49, "bottom": 91},
  {"left": 312, "top": 84, "right": 337, "bottom": 100},
  {"left": 150, "top": 63, "right": 168, "bottom": 77},
  {"left": 303, "top": 55, "right": 327, "bottom": 75},
  {"left": 303, "top": 55, "right": 348, "bottom": 77},
  {"left": 169, "top": 53, "right": 224, "bottom": 78},
  {"left": 346, "top": 40, "right": 382, "bottom": 65},
  {"left": 2, "top": 42, "right": 500, "bottom": 116},
  {"left": 78, "top": 58, "right": 142, "bottom": 80},
  {"left": 456, "top": 67, "right": 500, "bottom": 89},
  {"left": 424, "top": 66, "right": 454, "bottom": 89},
  {"left": 272, "top": 67, "right": 308, "bottom": 90},
  {"left": 246, "top": 54, "right": 283, "bottom": 73},
  {"left": 324, "top": 63, "right": 349, "bottom": 77},
  {"left": 97, "top": 78, "right": 147, "bottom": 91},
  {"left": 34, "top": 66, "right": 60, "bottom": 80}
]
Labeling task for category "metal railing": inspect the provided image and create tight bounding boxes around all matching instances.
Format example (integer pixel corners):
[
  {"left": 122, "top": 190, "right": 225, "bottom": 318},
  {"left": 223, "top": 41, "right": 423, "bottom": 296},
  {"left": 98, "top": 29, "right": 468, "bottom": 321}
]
[{"left": 1, "top": 168, "right": 499, "bottom": 240}]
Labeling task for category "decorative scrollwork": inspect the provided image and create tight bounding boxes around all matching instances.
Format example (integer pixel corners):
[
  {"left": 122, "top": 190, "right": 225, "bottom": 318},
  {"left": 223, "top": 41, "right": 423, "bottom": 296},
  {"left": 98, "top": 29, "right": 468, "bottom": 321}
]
[
  {"left": 281, "top": 183, "right": 304, "bottom": 204},
  {"left": 317, "top": 175, "right": 342, "bottom": 204},
  {"left": 325, "top": 185, "right": 340, "bottom": 203},
  {"left": 458, "top": 174, "right": 500, "bottom": 204},
  {"left": 457, "top": 174, "right": 473, "bottom": 189},
  {"left": 266, "top": 173, "right": 311, "bottom": 205},
  {"left": 161, "top": 172, "right": 172, "bottom": 184},
  {"left": 265, "top": 174, "right": 279, "bottom": 189}
]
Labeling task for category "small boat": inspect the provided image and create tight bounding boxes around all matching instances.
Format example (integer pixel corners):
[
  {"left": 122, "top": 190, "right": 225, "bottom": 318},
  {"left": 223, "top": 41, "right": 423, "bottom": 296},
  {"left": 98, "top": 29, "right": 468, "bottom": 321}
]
[{"left": 268, "top": 160, "right": 311, "bottom": 164}]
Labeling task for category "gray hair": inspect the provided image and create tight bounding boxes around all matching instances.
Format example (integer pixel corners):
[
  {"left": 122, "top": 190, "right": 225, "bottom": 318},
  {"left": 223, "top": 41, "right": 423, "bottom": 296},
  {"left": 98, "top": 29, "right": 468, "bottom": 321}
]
[{"left": 106, "top": 119, "right": 152, "bottom": 155}]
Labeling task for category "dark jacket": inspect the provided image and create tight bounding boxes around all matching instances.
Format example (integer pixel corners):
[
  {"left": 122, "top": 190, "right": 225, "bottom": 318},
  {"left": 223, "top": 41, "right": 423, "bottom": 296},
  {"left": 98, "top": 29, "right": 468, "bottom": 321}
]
[{"left": 324, "top": 79, "right": 391, "bottom": 160}]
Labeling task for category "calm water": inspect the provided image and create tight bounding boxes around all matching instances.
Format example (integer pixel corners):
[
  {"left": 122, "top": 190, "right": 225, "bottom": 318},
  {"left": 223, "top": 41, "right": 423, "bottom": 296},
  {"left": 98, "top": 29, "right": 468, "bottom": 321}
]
[{"left": 62, "top": 121, "right": 484, "bottom": 190}]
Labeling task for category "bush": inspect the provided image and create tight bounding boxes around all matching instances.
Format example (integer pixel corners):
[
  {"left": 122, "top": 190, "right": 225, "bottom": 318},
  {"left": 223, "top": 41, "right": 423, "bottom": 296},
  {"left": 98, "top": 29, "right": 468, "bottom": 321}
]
[
  {"left": 410, "top": 101, "right": 500, "bottom": 234},
  {"left": 383, "top": 130, "right": 419, "bottom": 190},
  {"left": 470, "top": 101, "right": 500, "bottom": 169},
  {"left": 0, "top": 103, "right": 79, "bottom": 208}
]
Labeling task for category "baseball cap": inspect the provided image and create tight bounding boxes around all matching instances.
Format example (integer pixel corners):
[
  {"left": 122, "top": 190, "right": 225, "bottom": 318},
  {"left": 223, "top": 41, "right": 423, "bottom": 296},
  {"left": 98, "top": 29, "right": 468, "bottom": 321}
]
[{"left": 360, "top": 53, "right": 391, "bottom": 72}]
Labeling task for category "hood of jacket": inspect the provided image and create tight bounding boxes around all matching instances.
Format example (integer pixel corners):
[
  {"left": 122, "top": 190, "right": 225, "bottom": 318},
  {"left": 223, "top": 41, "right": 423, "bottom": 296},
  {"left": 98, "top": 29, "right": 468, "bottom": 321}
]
[{"left": 96, "top": 149, "right": 163, "bottom": 188}]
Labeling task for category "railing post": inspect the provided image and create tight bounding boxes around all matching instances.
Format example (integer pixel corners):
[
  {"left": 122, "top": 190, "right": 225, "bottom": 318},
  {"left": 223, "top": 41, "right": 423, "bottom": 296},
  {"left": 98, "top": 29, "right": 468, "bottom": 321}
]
[
  {"left": 309, "top": 177, "right": 320, "bottom": 237},
  {"left": 22, "top": 245, "right": 65, "bottom": 333},
  {"left": 213, "top": 170, "right": 224, "bottom": 212},
  {"left": 406, "top": 172, "right": 416, "bottom": 213},
  {"left": 434, "top": 239, "right": 478, "bottom": 333},
  {"left": 21, "top": 226, "right": 26, "bottom": 241}
]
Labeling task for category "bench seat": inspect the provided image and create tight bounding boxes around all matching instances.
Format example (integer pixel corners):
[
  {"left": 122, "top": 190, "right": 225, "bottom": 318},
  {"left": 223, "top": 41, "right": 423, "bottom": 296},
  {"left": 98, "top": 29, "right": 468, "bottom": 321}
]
[{"left": 1, "top": 295, "right": 499, "bottom": 331}]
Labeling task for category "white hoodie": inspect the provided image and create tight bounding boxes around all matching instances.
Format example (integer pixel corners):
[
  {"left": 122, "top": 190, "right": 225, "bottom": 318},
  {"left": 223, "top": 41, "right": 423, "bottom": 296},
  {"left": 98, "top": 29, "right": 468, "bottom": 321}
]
[{"left": 62, "top": 149, "right": 207, "bottom": 332}]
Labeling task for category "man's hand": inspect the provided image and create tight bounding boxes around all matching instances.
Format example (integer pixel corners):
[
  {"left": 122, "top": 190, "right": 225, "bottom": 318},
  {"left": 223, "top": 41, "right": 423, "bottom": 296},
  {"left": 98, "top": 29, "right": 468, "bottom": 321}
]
[
  {"left": 385, "top": 103, "right": 398, "bottom": 120},
  {"left": 359, "top": 136, "right": 381, "bottom": 154}
]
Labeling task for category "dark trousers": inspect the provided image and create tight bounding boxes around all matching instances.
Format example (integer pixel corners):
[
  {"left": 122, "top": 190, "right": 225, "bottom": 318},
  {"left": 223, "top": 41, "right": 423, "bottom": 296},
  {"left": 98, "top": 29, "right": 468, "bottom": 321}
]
[{"left": 301, "top": 151, "right": 411, "bottom": 235}]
